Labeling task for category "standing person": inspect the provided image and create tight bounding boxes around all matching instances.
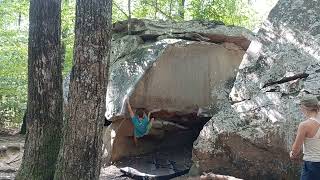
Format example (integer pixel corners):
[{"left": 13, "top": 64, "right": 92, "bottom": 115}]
[
  {"left": 290, "top": 96, "right": 320, "bottom": 180},
  {"left": 126, "top": 98, "right": 155, "bottom": 146}
]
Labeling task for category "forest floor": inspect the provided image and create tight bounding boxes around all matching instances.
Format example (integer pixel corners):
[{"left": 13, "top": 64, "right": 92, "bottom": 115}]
[
  {"left": 101, "top": 146, "right": 192, "bottom": 179},
  {"left": 0, "top": 129, "right": 242, "bottom": 180},
  {"left": 0, "top": 128, "right": 192, "bottom": 180},
  {"left": 0, "top": 128, "right": 24, "bottom": 180}
]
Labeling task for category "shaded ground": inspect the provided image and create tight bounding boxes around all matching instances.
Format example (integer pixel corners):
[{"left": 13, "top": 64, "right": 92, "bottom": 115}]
[
  {"left": 0, "top": 130, "right": 192, "bottom": 180},
  {"left": 0, "top": 131, "right": 242, "bottom": 180},
  {"left": 101, "top": 144, "right": 192, "bottom": 180},
  {"left": 0, "top": 130, "right": 24, "bottom": 180}
]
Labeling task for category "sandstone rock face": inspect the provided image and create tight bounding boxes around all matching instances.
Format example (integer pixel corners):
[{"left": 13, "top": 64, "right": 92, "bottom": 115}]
[
  {"left": 193, "top": 0, "right": 320, "bottom": 179},
  {"left": 105, "top": 19, "right": 253, "bottom": 120},
  {"left": 102, "top": 19, "right": 252, "bottom": 162}
]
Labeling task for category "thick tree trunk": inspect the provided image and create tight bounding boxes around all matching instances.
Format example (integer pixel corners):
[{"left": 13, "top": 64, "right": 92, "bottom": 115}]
[
  {"left": 54, "top": 0, "right": 112, "bottom": 179},
  {"left": 15, "top": 0, "right": 62, "bottom": 179}
]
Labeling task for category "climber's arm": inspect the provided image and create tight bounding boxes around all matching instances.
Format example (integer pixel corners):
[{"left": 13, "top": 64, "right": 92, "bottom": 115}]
[
  {"left": 147, "top": 109, "right": 161, "bottom": 121},
  {"left": 147, "top": 112, "right": 152, "bottom": 121},
  {"left": 127, "top": 98, "right": 134, "bottom": 118},
  {"left": 150, "top": 117, "right": 155, "bottom": 123}
]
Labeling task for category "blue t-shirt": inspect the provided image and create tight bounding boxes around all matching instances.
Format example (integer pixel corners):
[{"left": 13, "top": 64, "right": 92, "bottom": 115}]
[{"left": 131, "top": 115, "right": 149, "bottom": 137}]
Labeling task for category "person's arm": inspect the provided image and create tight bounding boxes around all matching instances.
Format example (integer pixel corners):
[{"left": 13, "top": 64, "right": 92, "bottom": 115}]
[
  {"left": 290, "top": 122, "right": 306, "bottom": 160},
  {"left": 127, "top": 98, "right": 134, "bottom": 118},
  {"left": 150, "top": 117, "right": 155, "bottom": 123},
  {"left": 147, "top": 111, "right": 154, "bottom": 124},
  {"left": 147, "top": 108, "right": 161, "bottom": 120},
  {"left": 147, "top": 112, "right": 152, "bottom": 121}
]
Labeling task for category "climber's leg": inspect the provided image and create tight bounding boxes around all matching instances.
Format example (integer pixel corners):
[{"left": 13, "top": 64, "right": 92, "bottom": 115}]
[
  {"left": 145, "top": 118, "right": 154, "bottom": 135},
  {"left": 133, "top": 136, "right": 138, "bottom": 146}
]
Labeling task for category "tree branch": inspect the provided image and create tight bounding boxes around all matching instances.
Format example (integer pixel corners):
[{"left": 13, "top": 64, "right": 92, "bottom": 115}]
[
  {"left": 142, "top": 0, "right": 175, "bottom": 22},
  {"left": 113, "top": 2, "right": 129, "bottom": 18}
]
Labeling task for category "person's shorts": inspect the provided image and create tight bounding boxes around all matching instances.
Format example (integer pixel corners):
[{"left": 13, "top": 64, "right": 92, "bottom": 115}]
[{"left": 301, "top": 161, "right": 320, "bottom": 180}]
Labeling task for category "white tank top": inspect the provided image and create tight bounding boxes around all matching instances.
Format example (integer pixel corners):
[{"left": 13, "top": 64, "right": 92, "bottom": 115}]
[{"left": 303, "top": 117, "right": 320, "bottom": 162}]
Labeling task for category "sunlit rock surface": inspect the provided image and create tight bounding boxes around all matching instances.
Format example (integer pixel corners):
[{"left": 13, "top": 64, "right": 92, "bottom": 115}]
[
  {"left": 103, "top": 19, "right": 252, "bottom": 163},
  {"left": 193, "top": 0, "right": 320, "bottom": 179}
]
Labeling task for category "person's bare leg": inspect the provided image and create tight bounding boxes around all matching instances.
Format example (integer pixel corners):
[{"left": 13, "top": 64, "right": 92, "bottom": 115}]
[{"left": 134, "top": 136, "right": 138, "bottom": 146}]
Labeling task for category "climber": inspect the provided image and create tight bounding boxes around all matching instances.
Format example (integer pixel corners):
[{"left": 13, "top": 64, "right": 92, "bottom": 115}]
[
  {"left": 126, "top": 97, "right": 155, "bottom": 146},
  {"left": 290, "top": 95, "right": 320, "bottom": 180}
]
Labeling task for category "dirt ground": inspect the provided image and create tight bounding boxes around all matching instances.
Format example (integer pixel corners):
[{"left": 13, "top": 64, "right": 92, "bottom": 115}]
[
  {"left": 0, "top": 128, "right": 240, "bottom": 180},
  {"left": 0, "top": 128, "right": 24, "bottom": 180}
]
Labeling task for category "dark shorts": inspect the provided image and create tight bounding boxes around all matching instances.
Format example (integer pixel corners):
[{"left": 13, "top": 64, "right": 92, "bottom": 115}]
[{"left": 301, "top": 161, "right": 320, "bottom": 180}]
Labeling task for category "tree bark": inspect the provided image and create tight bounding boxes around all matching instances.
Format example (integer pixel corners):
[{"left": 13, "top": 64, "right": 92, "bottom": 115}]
[
  {"left": 54, "top": 0, "right": 112, "bottom": 179},
  {"left": 19, "top": 109, "right": 27, "bottom": 135},
  {"left": 15, "top": 0, "right": 62, "bottom": 179}
]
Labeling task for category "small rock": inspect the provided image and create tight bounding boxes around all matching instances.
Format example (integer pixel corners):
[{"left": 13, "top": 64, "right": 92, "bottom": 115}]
[
  {"left": 0, "top": 172, "right": 15, "bottom": 180},
  {"left": 200, "top": 173, "right": 243, "bottom": 180},
  {"left": 0, "top": 162, "right": 16, "bottom": 173}
]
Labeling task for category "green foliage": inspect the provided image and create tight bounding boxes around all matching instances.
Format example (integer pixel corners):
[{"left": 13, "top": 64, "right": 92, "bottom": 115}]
[
  {"left": 132, "top": 0, "right": 185, "bottom": 21},
  {"left": 0, "top": 0, "right": 75, "bottom": 128},
  {"left": 0, "top": 0, "right": 29, "bottom": 128},
  {"left": 113, "top": 0, "right": 261, "bottom": 29},
  {"left": 61, "top": 0, "right": 76, "bottom": 76},
  {"left": 112, "top": 0, "right": 129, "bottom": 23},
  {"left": 188, "top": 0, "right": 256, "bottom": 29}
]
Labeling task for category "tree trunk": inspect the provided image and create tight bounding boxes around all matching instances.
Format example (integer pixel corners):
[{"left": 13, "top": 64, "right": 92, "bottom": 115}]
[
  {"left": 15, "top": 0, "right": 62, "bottom": 179},
  {"left": 169, "top": 0, "right": 173, "bottom": 17},
  {"left": 18, "top": 12, "right": 21, "bottom": 29},
  {"left": 19, "top": 109, "right": 27, "bottom": 135},
  {"left": 178, "top": 0, "right": 185, "bottom": 20},
  {"left": 128, "top": 0, "right": 132, "bottom": 35},
  {"left": 154, "top": 0, "right": 158, "bottom": 19},
  {"left": 54, "top": 0, "right": 112, "bottom": 179}
]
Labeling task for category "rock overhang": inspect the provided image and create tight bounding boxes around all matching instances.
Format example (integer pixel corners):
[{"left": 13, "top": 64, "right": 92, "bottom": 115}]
[
  {"left": 101, "top": 19, "right": 254, "bottom": 163},
  {"left": 105, "top": 19, "right": 254, "bottom": 122}
]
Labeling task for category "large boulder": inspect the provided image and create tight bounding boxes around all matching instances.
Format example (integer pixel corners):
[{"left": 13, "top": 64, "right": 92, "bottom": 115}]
[
  {"left": 103, "top": 19, "right": 253, "bottom": 162},
  {"left": 193, "top": 0, "right": 320, "bottom": 179},
  {"left": 105, "top": 19, "right": 253, "bottom": 120}
]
